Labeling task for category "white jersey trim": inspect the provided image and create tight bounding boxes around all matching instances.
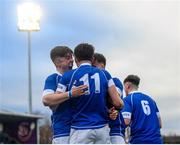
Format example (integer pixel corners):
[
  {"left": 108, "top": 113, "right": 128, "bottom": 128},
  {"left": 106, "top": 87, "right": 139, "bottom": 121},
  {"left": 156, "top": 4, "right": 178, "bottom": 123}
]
[
  {"left": 57, "top": 83, "right": 67, "bottom": 92},
  {"left": 79, "top": 62, "right": 91, "bottom": 66},
  {"left": 128, "top": 90, "right": 140, "bottom": 94},
  {"left": 42, "top": 89, "right": 55, "bottom": 96},
  {"left": 116, "top": 87, "right": 122, "bottom": 95},
  {"left": 108, "top": 79, "right": 115, "bottom": 87},
  {"left": 130, "top": 93, "right": 134, "bottom": 109},
  {"left": 57, "top": 72, "right": 63, "bottom": 76},
  {"left": 156, "top": 112, "right": 160, "bottom": 118},
  {"left": 122, "top": 112, "right": 131, "bottom": 119}
]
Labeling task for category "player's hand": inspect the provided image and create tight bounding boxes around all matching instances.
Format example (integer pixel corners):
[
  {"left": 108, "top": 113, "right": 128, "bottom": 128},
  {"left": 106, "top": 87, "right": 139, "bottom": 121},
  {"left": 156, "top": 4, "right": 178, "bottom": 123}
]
[
  {"left": 71, "top": 85, "right": 88, "bottom": 97},
  {"left": 109, "top": 107, "right": 118, "bottom": 120}
]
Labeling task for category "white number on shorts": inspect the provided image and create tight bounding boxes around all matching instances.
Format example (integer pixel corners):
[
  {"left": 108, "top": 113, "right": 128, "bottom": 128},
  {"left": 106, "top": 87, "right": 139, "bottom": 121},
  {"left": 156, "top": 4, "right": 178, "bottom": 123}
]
[
  {"left": 79, "top": 73, "right": 100, "bottom": 95},
  {"left": 141, "top": 100, "right": 151, "bottom": 115}
]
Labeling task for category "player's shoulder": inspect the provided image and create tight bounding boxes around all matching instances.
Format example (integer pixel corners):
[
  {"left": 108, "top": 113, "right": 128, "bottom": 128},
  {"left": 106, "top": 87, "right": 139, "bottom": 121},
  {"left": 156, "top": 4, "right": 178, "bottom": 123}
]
[
  {"left": 90, "top": 66, "right": 105, "bottom": 75},
  {"left": 142, "top": 92, "right": 156, "bottom": 103},
  {"left": 124, "top": 91, "right": 139, "bottom": 102},
  {"left": 99, "top": 68, "right": 112, "bottom": 78},
  {"left": 123, "top": 94, "right": 131, "bottom": 101},
  {"left": 113, "top": 77, "right": 123, "bottom": 82},
  {"left": 137, "top": 92, "right": 153, "bottom": 100},
  {"left": 45, "top": 73, "right": 59, "bottom": 81},
  {"left": 113, "top": 77, "right": 120, "bottom": 81},
  {"left": 130, "top": 91, "right": 155, "bottom": 103},
  {"left": 113, "top": 77, "right": 123, "bottom": 85},
  {"left": 100, "top": 68, "right": 109, "bottom": 74},
  {"left": 62, "top": 69, "right": 76, "bottom": 78},
  {"left": 91, "top": 66, "right": 101, "bottom": 71}
]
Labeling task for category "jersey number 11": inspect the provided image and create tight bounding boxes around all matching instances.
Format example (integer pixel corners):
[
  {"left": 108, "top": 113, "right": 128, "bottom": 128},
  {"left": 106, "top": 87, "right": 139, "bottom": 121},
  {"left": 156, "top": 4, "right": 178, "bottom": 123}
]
[{"left": 79, "top": 73, "right": 100, "bottom": 95}]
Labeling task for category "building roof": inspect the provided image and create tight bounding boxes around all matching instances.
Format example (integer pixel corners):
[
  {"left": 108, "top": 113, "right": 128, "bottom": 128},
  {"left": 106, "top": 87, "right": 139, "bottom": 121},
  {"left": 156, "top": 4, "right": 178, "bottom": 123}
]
[{"left": 0, "top": 110, "right": 43, "bottom": 120}]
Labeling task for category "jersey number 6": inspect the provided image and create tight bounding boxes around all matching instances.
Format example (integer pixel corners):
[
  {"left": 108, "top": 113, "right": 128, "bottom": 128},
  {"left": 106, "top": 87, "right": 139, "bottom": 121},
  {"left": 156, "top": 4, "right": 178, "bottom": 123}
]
[{"left": 141, "top": 100, "right": 151, "bottom": 115}]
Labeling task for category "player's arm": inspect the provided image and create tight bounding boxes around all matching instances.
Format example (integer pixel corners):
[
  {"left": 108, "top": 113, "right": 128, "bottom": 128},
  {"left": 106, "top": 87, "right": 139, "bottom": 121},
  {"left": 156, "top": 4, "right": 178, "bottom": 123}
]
[
  {"left": 103, "top": 70, "right": 124, "bottom": 109},
  {"left": 42, "top": 85, "right": 88, "bottom": 106},
  {"left": 109, "top": 107, "right": 118, "bottom": 120},
  {"left": 124, "top": 118, "right": 131, "bottom": 126},
  {"left": 108, "top": 82, "right": 124, "bottom": 109},
  {"left": 42, "top": 92, "right": 67, "bottom": 106},
  {"left": 121, "top": 98, "right": 132, "bottom": 126},
  {"left": 109, "top": 85, "right": 123, "bottom": 120}
]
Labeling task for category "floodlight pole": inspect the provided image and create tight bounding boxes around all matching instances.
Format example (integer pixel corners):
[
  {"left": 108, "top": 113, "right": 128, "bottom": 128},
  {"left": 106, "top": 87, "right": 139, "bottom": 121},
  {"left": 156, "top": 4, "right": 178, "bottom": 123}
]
[
  {"left": 28, "top": 31, "right": 32, "bottom": 113},
  {"left": 17, "top": 2, "right": 41, "bottom": 114}
]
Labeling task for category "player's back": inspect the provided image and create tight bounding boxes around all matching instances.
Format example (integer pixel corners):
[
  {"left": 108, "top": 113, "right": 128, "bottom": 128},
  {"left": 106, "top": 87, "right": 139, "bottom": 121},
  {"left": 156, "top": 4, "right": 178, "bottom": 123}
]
[
  {"left": 125, "top": 92, "right": 162, "bottom": 143},
  {"left": 63, "top": 63, "right": 109, "bottom": 129}
]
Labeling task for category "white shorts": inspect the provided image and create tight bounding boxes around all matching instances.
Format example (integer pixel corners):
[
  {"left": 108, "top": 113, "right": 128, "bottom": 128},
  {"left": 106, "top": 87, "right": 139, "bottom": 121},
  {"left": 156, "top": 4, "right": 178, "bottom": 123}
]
[
  {"left": 70, "top": 125, "right": 110, "bottom": 144},
  {"left": 110, "top": 135, "right": 125, "bottom": 144},
  {"left": 52, "top": 136, "right": 69, "bottom": 144}
]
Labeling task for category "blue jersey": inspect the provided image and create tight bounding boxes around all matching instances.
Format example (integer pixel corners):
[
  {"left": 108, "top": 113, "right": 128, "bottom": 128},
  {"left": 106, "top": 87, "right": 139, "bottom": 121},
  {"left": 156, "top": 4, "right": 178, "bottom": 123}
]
[
  {"left": 108, "top": 78, "right": 126, "bottom": 137},
  {"left": 121, "top": 91, "right": 163, "bottom": 144},
  {"left": 43, "top": 73, "right": 71, "bottom": 138},
  {"left": 57, "top": 63, "right": 113, "bottom": 129}
]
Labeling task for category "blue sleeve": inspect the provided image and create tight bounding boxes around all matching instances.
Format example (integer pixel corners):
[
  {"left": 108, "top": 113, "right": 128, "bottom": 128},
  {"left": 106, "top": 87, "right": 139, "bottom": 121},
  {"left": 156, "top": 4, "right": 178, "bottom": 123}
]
[
  {"left": 101, "top": 69, "right": 116, "bottom": 88},
  {"left": 113, "top": 77, "right": 124, "bottom": 99},
  {"left": 113, "top": 78, "right": 123, "bottom": 92},
  {"left": 121, "top": 96, "right": 133, "bottom": 119},
  {"left": 43, "top": 74, "right": 58, "bottom": 96},
  {"left": 43, "top": 74, "right": 57, "bottom": 91}
]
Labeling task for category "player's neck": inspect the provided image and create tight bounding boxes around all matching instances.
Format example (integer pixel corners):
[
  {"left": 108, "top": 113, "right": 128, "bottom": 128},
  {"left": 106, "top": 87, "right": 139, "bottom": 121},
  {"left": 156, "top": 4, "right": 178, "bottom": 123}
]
[
  {"left": 128, "top": 88, "right": 138, "bottom": 94},
  {"left": 56, "top": 67, "right": 64, "bottom": 75},
  {"left": 77, "top": 60, "right": 92, "bottom": 67}
]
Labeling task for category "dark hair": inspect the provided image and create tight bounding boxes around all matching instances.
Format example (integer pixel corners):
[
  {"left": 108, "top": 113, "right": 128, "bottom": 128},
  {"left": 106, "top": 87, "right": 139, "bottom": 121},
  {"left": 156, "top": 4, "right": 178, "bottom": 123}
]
[
  {"left": 74, "top": 43, "right": 94, "bottom": 61},
  {"left": 50, "top": 46, "right": 73, "bottom": 62},
  {"left": 124, "top": 75, "right": 140, "bottom": 86},
  {"left": 93, "top": 53, "right": 106, "bottom": 66}
]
